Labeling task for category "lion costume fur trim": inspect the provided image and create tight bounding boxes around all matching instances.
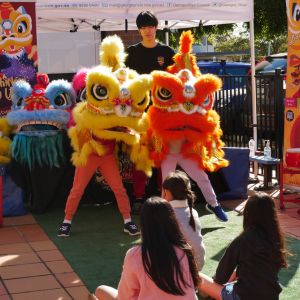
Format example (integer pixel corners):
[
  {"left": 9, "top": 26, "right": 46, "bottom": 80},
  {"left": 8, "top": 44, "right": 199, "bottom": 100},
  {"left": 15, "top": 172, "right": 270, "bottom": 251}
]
[
  {"left": 167, "top": 31, "right": 201, "bottom": 77},
  {"left": 148, "top": 30, "right": 228, "bottom": 171},
  {"left": 0, "top": 118, "right": 12, "bottom": 164},
  {"left": 69, "top": 36, "right": 153, "bottom": 174}
]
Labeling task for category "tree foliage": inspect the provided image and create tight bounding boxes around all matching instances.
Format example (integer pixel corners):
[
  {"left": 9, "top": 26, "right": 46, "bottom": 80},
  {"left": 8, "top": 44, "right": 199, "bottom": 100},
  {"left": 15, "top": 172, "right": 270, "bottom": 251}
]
[
  {"left": 253, "top": 0, "right": 287, "bottom": 39},
  {"left": 157, "top": 0, "right": 287, "bottom": 56}
]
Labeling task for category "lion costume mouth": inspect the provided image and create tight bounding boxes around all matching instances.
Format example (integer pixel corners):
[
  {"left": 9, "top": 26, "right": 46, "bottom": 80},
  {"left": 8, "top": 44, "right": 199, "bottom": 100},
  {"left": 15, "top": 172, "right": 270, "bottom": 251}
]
[
  {"left": 167, "top": 125, "right": 202, "bottom": 132},
  {"left": 16, "top": 121, "right": 63, "bottom": 132},
  {"left": 105, "top": 126, "right": 137, "bottom": 135}
]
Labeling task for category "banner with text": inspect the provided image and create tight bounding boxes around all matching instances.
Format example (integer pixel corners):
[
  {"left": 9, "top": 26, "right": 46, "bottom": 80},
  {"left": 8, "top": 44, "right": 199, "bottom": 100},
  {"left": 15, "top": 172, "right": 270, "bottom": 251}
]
[
  {"left": 0, "top": 2, "right": 38, "bottom": 116},
  {"left": 283, "top": 0, "right": 300, "bottom": 190}
]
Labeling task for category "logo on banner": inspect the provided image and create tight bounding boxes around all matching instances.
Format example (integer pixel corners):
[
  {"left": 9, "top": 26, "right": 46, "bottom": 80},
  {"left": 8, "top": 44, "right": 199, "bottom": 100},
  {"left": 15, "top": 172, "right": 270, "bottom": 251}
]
[
  {"left": 0, "top": 2, "right": 38, "bottom": 116},
  {"left": 287, "top": 1, "right": 300, "bottom": 49}
]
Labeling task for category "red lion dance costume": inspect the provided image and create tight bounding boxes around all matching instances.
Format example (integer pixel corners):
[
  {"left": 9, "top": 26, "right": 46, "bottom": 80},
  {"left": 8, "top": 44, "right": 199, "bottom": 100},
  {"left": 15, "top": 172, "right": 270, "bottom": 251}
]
[{"left": 148, "top": 31, "right": 229, "bottom": 222}]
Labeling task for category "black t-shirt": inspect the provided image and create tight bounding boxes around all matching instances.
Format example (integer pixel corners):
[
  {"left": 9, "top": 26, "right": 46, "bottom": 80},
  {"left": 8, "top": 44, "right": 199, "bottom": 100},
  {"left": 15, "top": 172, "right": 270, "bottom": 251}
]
[
  {"left": 125, "top": 42, "right": 175, "bottom": 74},
  {"left": 214, "top": 227, "right": 282, "bottom": 300}
]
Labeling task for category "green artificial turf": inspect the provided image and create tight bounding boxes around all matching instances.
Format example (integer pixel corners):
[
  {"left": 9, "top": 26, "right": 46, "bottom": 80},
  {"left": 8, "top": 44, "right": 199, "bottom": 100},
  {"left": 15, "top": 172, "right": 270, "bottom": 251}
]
[{"left": 34, "top": 202, "right": 300, "bottom": 300}]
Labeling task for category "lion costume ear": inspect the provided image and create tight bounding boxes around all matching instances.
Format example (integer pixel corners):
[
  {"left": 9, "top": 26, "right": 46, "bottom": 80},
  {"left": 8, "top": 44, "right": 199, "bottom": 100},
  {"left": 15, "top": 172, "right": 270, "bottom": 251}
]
[
  {"left": 167, "top": 30, "right": 201, "bottom": 77},
  {"left": 99, "top": 35, "right": 127, "bottom": 72}
]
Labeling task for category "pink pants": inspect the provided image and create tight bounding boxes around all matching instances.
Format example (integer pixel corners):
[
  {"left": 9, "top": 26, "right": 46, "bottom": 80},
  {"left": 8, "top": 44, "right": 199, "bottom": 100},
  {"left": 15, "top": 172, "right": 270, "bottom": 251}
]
[
  {"left": 161, "top": 153, "right": 218, "bottom": 207},
  {"left": 64, "top": 154, "right": 131, "bottom": 220}
]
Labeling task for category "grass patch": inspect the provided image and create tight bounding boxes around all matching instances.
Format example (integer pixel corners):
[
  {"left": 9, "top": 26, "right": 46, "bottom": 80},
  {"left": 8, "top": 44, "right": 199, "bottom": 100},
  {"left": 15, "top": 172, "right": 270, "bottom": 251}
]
[{"left": 34, "top": 202, "right": 300, "bottom": 299}]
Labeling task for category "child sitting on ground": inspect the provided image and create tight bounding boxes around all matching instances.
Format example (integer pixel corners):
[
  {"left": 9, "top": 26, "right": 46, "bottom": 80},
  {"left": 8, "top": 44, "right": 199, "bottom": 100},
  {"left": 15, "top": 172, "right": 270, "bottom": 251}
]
[
  {"left": 162, "top": 170, "right": 206, "bottom": 270},
  {"left": 93, "top": 197, "right": 200, "bottom": 299},
  {"left": 198, "top": 192, "right": 288, "bottom": 300}
]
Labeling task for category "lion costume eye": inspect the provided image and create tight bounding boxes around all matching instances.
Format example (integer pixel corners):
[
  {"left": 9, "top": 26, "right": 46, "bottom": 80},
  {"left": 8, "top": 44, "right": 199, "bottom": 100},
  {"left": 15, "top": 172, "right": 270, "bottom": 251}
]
[
  {"left": 78, "top": 88, "right": 87, "bottom": 103},
  {"left": 54, "top": 93, "right": 70, "bottom": 107},
  {"left": 156, "top": 87, "right": 172, "bottom": 102},
  {"left": 202, "top": 97, "right": 211, "bottom": 107},
  {"left": 16, "top": 97, "right": 23, "bottom": 107},
  {"left": 91, "top": 84, "right": 108, "bottom": 101},
  {"left": 293, "top": 3, "right": 300, "bottom": 21},
  {"left": 17, "top": 21, "right": 27, "bottom": 33}
]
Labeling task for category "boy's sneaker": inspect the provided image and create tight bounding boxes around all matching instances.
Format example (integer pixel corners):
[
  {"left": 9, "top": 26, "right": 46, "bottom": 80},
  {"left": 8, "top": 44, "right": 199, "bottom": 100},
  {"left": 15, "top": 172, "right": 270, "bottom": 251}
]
[
  {"left": 124, "top": 221, "right": 140, "bottom": 236},
  {"left": 57, "top": 222, "right": 71, "bottom": 237},
  {"left": 206, "top": 204, "right": 228, "bottom": 222}
]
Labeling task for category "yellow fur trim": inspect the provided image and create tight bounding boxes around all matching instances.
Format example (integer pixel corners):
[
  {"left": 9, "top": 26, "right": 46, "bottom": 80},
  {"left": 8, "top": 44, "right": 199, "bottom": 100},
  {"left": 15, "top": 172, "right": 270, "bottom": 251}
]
[
  {"left": 0, "top": 118, "right": 12, "bottom": 164},
  {"left": 0, "top": 118, "right": 12, "bottom": 136},
  {"left": 130, "top": 143, "right": 153, "bottom": 177},
  {"left": 0, "top": 138, "right": 11, "bottom": 164},
  {"left": 99, "top": 35, "right": 127, "bottom": 72},
  {"left": 86, "top": 69, "right": 120, "bottom": 108}
]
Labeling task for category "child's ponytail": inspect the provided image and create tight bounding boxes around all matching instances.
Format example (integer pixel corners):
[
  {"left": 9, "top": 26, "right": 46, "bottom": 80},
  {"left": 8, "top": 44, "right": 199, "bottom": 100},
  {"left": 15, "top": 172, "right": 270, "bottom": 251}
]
[
  {"left": 187, "top": 189, "right": 196, "bottom": 231},
  {"left": 162, "top": 170, "right": 197, "bottom": 231}
]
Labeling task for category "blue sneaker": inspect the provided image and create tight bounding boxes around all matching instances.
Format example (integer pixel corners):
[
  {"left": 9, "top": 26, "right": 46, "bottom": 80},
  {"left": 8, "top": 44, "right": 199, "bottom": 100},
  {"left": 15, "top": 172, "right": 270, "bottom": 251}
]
[{"left": 206, "top": 203, "right": 228, "bottom": 222}]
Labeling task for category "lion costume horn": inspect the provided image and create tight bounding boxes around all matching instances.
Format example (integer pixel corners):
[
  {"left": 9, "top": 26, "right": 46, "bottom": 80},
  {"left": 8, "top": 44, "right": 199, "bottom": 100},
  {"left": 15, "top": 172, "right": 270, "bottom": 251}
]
[
  {"left": 167, "top": 30, "right": 201, "bottom": 77},
  {"left": 99, "top": 35, "right": 127, "bottom": 72}
]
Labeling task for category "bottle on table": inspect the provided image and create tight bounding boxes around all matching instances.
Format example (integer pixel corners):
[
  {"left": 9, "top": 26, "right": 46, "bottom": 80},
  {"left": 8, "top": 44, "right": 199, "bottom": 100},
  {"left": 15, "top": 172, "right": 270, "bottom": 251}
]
[
  {"left": 248, "top": 138, "right": 255, "bottom": 156},
  {"left": 263, "top": 140, "right": 272, "bottom": 159}
]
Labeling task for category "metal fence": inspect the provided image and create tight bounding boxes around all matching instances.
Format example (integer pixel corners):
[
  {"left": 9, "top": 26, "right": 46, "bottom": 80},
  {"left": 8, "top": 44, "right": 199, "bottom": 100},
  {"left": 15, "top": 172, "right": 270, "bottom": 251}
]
[
  {"left": 214, "top": 69, "right": 285, "bottom": 159},
  {"left": 49, "top": 70, "right": 285, "bottom": 179}
]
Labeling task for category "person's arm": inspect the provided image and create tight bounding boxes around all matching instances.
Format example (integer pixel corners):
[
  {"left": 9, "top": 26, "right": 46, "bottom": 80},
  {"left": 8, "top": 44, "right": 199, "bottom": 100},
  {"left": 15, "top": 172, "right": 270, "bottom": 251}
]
[
  {"left": 164, "top": 47, "right": 176, "bottom": 69},
  {"left": 125, "top": 46, "right": 134, "bottom": 69},
  {"left": 192, "top": 209, "right": 206, "bottom": 270},
  {"left": 117, "top": 249, "right": 140, "bottom": 300},
  {"left": 214, "top": 236, "right": 241, "bottom": 284}
]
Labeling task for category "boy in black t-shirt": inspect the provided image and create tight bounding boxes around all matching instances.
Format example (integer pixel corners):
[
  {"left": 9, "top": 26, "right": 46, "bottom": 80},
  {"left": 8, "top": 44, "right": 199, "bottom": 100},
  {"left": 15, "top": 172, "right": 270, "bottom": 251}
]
[
  {"left": 125, "top": 11, "right": 175, "bottom": 211},
  {"left": 126, "top": 11, "right": 175, "bottom": 74}
]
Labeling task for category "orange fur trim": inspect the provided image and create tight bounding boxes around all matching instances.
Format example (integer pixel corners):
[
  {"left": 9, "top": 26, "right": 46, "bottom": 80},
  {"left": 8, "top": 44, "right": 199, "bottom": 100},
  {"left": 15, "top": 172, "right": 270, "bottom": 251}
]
[{"left": 167, "top": 31, "right": 201, "bottom": 77}]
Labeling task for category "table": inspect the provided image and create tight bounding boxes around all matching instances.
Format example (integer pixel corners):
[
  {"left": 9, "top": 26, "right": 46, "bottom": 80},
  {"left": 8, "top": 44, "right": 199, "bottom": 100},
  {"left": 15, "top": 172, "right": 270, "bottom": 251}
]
[{"left": 249, "top": 156, "right": 280, "bottom": 190}]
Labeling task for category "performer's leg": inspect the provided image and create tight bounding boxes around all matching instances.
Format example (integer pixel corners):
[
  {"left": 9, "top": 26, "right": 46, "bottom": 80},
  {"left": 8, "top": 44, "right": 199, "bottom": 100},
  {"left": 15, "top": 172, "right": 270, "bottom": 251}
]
[
  {"left": 178, "top": 155, "right": 218, "bottom": 206},
  {"left": 132, "top": 167, "right": 147, "bottom": 200},
  {"left": 156, "top": 167, "right": 162, "bottom": 194},
  {"left": 161, "top": 153, "right": 179, "bottom": 181},
  {"left": 99, "top": 154, "right": 131, "bottom": 220},
  {"left": 64, "top": 155, "right": 99, "bottom": 221},
  {"left": 179, "top": 155, "right": 228, "bottom": 221}
]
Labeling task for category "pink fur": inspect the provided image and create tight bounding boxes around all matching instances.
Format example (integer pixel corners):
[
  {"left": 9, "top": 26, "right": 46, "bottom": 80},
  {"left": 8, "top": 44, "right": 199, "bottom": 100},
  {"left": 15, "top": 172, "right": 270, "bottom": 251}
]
[{"left": 72, "top": 68, "right": 89, "bottom": 93}]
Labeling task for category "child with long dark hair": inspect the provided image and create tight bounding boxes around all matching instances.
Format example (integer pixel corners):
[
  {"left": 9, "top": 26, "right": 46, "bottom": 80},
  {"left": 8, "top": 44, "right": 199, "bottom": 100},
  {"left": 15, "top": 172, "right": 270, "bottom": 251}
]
[
  {"left": 93, "top": 197, "right": 200, "bottom": 300},
  {"left": 162, "top": 170, "right": 206, "bottom": 270},
  {"left": 198, "top": 192, "right": 288, "bottom": 300}
]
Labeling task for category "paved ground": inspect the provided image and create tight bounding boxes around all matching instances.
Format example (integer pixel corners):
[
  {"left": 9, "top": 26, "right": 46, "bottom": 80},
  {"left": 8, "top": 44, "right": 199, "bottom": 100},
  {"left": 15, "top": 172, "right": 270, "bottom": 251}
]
[{"left": 0, "top": 181, "right": 299, "bottom": 299}]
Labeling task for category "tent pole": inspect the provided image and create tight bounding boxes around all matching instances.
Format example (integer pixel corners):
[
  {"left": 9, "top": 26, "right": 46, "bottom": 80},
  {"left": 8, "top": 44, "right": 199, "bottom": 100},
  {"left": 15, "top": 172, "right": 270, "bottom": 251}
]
[
  {"left": 95, "top": 30, "right": 101, "bottom": 64},
  {"left": 165, "top": 21, "right": 169, "bottom": 46},
  {"left": 250, "top": 19, "right": 257, "bottom": 144},
  {"left": 250, "top": 18, "right": 258, "bottom": 176}
]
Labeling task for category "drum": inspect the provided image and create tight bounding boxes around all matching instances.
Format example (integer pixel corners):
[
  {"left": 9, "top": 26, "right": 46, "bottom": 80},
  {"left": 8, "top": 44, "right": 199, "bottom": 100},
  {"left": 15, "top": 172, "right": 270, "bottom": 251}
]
[{"left": 286, "top": 148, "right": 300, "bottom": 169}]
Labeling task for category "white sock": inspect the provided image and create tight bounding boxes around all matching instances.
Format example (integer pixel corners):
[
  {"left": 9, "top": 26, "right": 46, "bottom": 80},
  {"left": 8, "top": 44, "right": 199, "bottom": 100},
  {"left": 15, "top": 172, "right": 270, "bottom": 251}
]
[
  {"left": 63, "top": 219, "right": 72, "bottom": 224},
  {"left": 124, "top": 218, "right": 132, "bottom": 224}
]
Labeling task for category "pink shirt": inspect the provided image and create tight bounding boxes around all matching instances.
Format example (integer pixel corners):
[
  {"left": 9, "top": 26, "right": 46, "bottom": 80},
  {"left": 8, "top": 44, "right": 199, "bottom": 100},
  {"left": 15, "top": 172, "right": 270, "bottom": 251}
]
[{"left": 117, "top": 246, "right": 198, "bottom": 300}]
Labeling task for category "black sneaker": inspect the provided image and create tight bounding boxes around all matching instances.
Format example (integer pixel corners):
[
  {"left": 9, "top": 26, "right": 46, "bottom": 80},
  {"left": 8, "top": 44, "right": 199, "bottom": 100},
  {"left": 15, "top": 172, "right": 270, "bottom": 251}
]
[
  {"left": 57, "top": 222, "right": 71, "bottom": 237},
  {"left": 124, "top": 221, "right": 140, "bottom": 236},
  {"left": 206, "top": 204, "right": 228, "bottom": 222}
]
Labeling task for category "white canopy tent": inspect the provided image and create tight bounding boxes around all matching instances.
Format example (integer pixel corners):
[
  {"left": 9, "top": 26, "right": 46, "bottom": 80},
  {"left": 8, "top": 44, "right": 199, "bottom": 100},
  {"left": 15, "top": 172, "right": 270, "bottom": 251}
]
[
  {"left": 14, "top": 0, "right": 257, "bottom": 143},
  {"left": 35, "top": 0, "right": 253, "bottom": 33}
]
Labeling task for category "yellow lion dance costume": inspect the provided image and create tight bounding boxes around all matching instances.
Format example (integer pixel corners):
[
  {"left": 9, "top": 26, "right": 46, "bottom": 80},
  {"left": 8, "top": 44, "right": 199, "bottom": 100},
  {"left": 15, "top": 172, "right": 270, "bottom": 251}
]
[
  {"left": 58, "top": 35, "right": 152, "bottom": 237},
  {"left": 69, "top": 35, "right": 153, "bottom": 175}
]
